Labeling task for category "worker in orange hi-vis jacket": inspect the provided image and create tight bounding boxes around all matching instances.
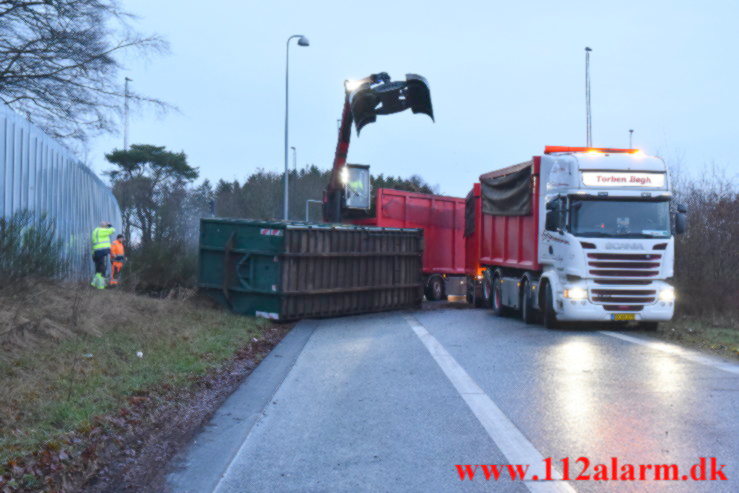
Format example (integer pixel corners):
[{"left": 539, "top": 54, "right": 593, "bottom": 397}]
[{"left": 110, "top": 235, "right": 126, "bottom": 286}]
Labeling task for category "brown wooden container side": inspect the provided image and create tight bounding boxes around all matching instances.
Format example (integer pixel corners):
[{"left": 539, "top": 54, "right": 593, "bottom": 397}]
[{"left": 280, "top": 227, "right": 423, "bottom": 319}]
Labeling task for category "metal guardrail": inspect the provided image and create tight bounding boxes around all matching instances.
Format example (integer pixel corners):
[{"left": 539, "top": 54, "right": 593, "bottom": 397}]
[{"left": 0, "top": 104, "right": 122, "bottom": 280}]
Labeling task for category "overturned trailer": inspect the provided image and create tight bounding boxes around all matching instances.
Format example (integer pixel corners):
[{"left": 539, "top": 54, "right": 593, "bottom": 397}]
[{"left": 199, "top": 218, "right": 424, "bottom": 321}]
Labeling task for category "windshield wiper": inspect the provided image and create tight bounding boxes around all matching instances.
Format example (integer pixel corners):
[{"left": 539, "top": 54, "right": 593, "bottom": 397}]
[{"left": 575, "top": 231, "right": 669, "bottom": 239}]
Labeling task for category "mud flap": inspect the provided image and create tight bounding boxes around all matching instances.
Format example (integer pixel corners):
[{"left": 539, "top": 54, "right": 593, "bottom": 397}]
[{"left": 350, "top": 73, "right": 434, "bottom": 134}]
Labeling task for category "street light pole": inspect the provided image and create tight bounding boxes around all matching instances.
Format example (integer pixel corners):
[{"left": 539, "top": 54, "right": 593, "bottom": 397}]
[
  {"left": 284, "top": 34, "right": 310, "bottom": 221},
  {"left": 585, "top": 47, "right": 592, "bottom": 147},
  {"left": 629, "top": 129, "right": 634, "bottom": 149},
  {"left": 124, "top": 77, "right": 132, "bottom": 150}
]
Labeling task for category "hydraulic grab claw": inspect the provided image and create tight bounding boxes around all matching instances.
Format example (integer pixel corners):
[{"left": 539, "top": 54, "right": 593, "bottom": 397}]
[
  {"left": 349, "top": 73, "right": 434, "bottom": 134},
  {"left": 323, "top": 72, "right": 434, "bottom": 223}
]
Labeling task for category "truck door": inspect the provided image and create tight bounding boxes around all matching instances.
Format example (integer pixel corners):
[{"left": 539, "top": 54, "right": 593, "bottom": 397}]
[{"left": 542, "top": 197, "right": 570, "bottom": 266}]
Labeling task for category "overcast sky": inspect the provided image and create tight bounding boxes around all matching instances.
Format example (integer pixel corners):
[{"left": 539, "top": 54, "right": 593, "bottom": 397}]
[{"left": 87, "top": 0, "right": 739, "bottom": 197}]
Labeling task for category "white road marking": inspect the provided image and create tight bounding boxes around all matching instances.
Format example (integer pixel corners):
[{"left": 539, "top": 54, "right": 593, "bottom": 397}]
[
  {"left": 405, "top": 314, "right": 576, "bottom": 493},
  {"left": 600, "top": 331, "right": 739, "bottom": 375}
]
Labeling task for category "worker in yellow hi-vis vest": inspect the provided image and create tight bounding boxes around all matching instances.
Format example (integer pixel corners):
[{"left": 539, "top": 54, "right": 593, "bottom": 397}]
[{"left": 91, "top": 221, "right": 115, "bottom": 289}]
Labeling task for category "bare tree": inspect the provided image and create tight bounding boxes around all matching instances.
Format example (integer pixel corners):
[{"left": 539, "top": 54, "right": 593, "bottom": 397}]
[{"left": 0, "top": 0, "right": 168, "bottom": 143}]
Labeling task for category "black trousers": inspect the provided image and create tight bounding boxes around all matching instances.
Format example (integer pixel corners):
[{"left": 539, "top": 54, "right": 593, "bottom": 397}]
[{"left": 93, "top": 248, "right": 110, "bottom": 276}]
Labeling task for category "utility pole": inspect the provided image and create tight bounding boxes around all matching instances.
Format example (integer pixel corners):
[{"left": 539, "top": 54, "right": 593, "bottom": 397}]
[
  {"left": 585, "top": 47, "right": 592, "bottom": 147},
  {"left": 124, "top": 77, "right": 132, "bottom": 150},
  {"left": 291, "top": 146, "right": 297, "bottom": 171},
  {"left": 629, "top": 129, "right": 634, "bottom": 149}
]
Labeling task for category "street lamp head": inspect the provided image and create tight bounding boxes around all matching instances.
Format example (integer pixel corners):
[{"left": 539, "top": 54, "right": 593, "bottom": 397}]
[
  {"left": 585, "top": 46, "right": 592, "bottom": 52},
  {"left": 298, "top": 36, "right": 310, "bottom": 47}
]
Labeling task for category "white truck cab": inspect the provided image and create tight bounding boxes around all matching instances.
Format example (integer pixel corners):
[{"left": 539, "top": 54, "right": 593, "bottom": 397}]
[{"left": 536, "top": 146, "right": 686, "bottom": 329}]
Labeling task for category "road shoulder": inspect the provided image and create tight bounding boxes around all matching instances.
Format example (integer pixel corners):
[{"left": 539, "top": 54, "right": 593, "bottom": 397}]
[{"left": 165, "top": 319, "right": 318, "bottom": 493}]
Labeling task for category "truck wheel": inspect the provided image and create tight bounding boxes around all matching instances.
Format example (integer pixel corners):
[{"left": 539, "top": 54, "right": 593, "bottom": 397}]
[
  {"left": 482, "top": 276, "right": 493, "bottom": 308},
  {"left": 543, "top": 282, "right": 560, "bottom": 329},
  {"left": 491, "top": 274, "right": 506, "bottom": 316},
  {"left": 521, "top": 279, "right": 535, "bottom": 324},
  {"left": 427, "top": 276, "right": 444, "bottom": 301}
]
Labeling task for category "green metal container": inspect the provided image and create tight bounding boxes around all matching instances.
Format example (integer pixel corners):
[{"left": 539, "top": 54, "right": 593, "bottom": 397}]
[{"left": 199, "top": 218, "right": 424, "bottom": 321}]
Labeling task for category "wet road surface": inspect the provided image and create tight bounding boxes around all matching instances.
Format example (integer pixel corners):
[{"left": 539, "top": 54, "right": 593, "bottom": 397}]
[{"left": 167, "top": 306, "right": 738, "bottom": 492}]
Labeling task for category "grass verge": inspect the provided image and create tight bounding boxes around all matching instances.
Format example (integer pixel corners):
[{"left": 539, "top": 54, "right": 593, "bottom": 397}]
[
  {"left": 0, "top": 283, "right": 277, "bottom": 489},
  {"left": 641, "top": 313, "right": 739, "bottom": 360}
]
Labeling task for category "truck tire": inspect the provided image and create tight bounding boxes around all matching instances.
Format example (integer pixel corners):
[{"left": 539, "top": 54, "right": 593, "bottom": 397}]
[
  {"left": 427, "top": 276, "right": 445, "bottom": 301},
  {"left": 520, "top": 278, "right": 536, "bottom": 324},
  {"left": 491, "top": 274, "right": 506, "bottom": 316},
  {"left": 467, "top": 289, "right": 484, "bottom": 307},
  {"left": 543, "top": 282, "right": 560, "bottom": 329},
  {"left": 482, "top": 275, "right": 493, "bottom": 308}
]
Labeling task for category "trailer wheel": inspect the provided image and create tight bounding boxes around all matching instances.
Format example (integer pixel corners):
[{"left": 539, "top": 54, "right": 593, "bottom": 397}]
[
  {"left": 482, "top": 275, "right": 492, "bottom": 308},
  {"left": 426, "top": 276, "right": 445, "bottom": 301},
  {"left": 491, "top": 274, "right": 506, "bottom": 316},
  {"left": 543, "top": 282, "right": 560, "bottom": 329},
  {"left": 520, "top": 279, "right": 536, "bottom": 324}
]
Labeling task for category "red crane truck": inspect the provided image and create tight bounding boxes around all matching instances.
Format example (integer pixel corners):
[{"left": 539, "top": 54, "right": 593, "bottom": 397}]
[
  {"left": 351, "top": 188, "right": 466, "bottom": 300},
  {"left": 465, "top": 146, "right": 687, "bottom": 329}
]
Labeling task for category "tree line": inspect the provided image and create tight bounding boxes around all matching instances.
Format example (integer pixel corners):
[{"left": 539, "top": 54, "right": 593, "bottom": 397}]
[{"left": 104, "top": 144, "right": 435, "bottom": 291}]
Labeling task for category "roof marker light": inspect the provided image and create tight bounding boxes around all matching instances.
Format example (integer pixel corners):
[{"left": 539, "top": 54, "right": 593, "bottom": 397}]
[{"left": 544, "top": 146, "right": 642, "bottom": 154}]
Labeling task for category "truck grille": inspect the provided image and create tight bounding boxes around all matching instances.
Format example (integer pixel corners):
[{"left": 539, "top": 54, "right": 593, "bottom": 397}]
[
  {"left": 603, "top": 305, "right": 644, "bottom": 312},
  {"left": 587, "top": 253, "right": 661, "bottom": 279},
  {"left": 592, "top": 289, "right": 656, "bottom": 304},
  {"left": 588, "top": 253, "right": 662, "bottom": 260},
  {"left": 593, "top": 279, "right": 651, "bottom": 285}
]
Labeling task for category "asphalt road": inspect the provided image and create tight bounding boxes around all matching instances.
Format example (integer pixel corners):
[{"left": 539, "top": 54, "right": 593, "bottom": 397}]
[{"left": 167, "top": 305, "right": 738, "bottom": 493}]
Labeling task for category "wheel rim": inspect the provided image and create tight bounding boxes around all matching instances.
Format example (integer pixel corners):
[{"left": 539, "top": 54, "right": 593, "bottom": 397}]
[
  {"left": 433, "top": 280, "right": 441, "bottom": 298},
  {"left": 494, "top": 279, "right": 502, "bottom": 310}
]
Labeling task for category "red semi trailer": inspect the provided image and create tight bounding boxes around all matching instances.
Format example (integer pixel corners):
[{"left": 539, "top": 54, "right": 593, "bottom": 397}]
[
  {"left": 463, "top": 161, "right": 541, "bottom": 307},
  {"left": 351, "top": 188, "right": 466, "bottom": 300}
]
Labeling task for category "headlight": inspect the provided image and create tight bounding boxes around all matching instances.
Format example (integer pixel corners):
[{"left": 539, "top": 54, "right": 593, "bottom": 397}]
[
  {"left": 659, "top": 287, "right": 676, "bottom": 302},
  {"left": 564, "top": 287, "right": 587, "bottom": 300}
]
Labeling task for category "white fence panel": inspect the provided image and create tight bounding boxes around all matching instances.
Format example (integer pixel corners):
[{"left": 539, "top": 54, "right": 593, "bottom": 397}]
[{"left": 0, "top": 104, "right": 122, "bottom": 280}]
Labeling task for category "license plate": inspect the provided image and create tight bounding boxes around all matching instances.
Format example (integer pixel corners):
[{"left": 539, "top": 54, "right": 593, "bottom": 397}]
[{"left": 612, "top": 313, "right": 636, "bottom": 321}]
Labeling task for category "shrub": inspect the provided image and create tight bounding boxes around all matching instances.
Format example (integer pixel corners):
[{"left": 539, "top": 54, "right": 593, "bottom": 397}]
[
  {"left": 673, "top": 166, "right": 738, "bottom": 317},
  {"left": 122, "top": 242, "right": 198, "bottom": 295},
  {"left": 0, "top": 210, "right": 63, "bottom": 287}
]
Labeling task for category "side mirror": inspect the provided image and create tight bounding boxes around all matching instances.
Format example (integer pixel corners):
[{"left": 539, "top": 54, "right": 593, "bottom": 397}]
[
  {"left": 675, "top": 212, "right": 687, "bottom": 235},
  {"left": 676, "top": 202, "right": 687, "bottom": 214},
  {"left": 545, "top": 210, "right": 558, "bottom": 231},
  {"left": 546, "top": 201, "right": 555, "bottom": 211}
]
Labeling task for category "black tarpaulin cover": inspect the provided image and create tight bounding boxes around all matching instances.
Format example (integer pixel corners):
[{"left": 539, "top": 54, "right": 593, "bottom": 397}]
[{"left": 480, "top": 163, "right": 532, "bottom": 216}]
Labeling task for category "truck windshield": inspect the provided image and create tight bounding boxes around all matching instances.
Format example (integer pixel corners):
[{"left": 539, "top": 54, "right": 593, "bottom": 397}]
[{"left": 569, "top": 199, "right": 671, "bottom": 238}]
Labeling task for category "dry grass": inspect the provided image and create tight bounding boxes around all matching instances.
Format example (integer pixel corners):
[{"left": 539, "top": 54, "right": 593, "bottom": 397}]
[{"left": 0, "top": 282, "right": 269, "bottom": 463}]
